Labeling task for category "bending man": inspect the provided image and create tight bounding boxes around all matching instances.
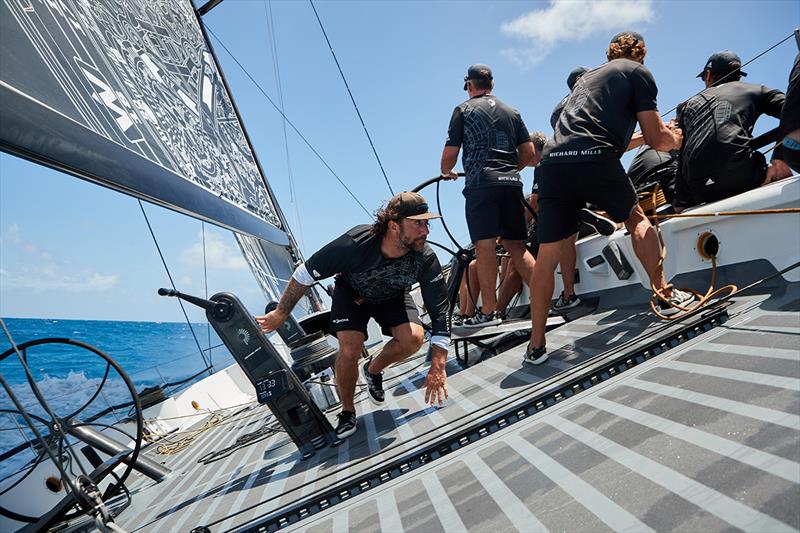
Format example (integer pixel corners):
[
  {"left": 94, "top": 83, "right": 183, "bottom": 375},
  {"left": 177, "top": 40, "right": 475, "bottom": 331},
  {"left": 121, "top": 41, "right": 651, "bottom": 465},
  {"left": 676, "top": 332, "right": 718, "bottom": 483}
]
[
  {"left": 528, "top": 31, "right": 693, "bottom": 366},
  {"left": 256, "top": 192, "right": 450, "bottom": 440}
]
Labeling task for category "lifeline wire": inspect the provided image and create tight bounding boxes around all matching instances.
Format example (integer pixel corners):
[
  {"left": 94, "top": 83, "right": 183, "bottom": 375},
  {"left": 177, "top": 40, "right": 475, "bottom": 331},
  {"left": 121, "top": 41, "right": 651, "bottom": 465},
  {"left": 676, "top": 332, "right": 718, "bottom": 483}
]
[
  {"left": 203, "top": 22, "right": 371, "bottom": 217},
  {"left": 309, "top": 0, "right": 395, "bottom": 195},
  {"left": 137, "top": 200, "right": 212, "bottom": 372}
]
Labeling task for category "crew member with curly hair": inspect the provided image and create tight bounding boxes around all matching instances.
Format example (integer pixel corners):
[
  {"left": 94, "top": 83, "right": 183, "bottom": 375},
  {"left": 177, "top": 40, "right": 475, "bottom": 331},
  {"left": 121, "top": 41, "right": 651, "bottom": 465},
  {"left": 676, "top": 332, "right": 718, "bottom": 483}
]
[
  {"left": 526, "top": 31, "right": 693, "bottom": 366},
  {"left": 255, "top": 191, "right": 450, "bottom": 440}
]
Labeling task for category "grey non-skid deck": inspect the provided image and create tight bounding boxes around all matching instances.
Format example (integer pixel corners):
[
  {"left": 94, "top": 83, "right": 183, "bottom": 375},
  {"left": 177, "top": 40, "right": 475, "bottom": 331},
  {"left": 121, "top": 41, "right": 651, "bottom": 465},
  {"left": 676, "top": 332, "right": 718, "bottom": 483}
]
[{"left": 114, "top": 282, "right": 800, "bottom": 532}]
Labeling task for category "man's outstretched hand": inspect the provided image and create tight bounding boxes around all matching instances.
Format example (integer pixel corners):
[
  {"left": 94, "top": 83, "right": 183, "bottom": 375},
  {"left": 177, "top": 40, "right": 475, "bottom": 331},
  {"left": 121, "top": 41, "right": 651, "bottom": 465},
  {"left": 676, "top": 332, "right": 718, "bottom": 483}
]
[
  {"left": 255, "top": 310, "right": 288, "bottom": 334},
  {"left": 423, "top": 346, "right": 449, "bottom": 406}
]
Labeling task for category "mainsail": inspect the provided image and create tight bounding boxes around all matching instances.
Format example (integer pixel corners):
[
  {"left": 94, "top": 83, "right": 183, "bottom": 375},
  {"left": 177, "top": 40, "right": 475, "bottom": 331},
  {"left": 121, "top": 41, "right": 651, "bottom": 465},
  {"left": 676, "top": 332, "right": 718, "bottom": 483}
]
[{"left": 0, "top": 0, "right": 313, "bottom": 307}]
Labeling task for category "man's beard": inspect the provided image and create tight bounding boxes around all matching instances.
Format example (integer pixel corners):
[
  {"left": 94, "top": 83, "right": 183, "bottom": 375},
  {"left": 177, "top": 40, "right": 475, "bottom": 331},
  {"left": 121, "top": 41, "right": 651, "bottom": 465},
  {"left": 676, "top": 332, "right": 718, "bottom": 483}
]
[{"left": 398, "top": 227, "right": 426, "bottom": 252}]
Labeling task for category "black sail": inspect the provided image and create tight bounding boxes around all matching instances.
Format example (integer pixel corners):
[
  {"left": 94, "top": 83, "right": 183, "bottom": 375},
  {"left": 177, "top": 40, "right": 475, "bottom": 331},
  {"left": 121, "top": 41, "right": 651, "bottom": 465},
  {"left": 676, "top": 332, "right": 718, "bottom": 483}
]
[{"left": 0, "top": 0, "right": 288, "bottom": 246}]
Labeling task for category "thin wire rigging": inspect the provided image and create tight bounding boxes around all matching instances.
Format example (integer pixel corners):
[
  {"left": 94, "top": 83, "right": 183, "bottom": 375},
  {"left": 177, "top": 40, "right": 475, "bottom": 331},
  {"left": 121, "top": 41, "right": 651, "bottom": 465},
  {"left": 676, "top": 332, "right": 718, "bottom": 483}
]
[{"left": 309, "top": 0, "right": 394, "bottom": 195}]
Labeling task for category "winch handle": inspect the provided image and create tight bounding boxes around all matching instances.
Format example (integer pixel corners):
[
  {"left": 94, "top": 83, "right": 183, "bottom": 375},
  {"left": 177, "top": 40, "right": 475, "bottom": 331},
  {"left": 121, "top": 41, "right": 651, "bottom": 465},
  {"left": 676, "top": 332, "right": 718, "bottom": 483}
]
[{"left": 411, "top": 172, "right": 464, "bottom": 193}]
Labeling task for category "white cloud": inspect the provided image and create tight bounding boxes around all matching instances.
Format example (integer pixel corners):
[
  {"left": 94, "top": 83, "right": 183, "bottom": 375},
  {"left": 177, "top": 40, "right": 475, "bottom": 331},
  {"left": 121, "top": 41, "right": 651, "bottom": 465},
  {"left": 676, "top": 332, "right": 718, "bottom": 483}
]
[
  {"left": 1, "top": 268, "right": 118, "bottom": 292},
  {"left": 180, "top": 230, "right": 247, "bottom": 270},
  {"left": 1, "top": 224, "right": 115, "bottom": 292},
  {"left": 500, "top": 0, "right": 654, "bottom": 67}
]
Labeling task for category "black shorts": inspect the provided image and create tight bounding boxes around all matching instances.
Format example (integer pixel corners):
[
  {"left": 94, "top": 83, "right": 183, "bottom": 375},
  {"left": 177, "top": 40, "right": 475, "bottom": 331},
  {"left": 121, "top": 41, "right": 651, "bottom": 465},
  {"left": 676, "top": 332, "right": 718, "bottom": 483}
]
[
  {"left": 328, "top": 280, "right": 420, "bottom": 340},
  {"left": 535, "top": 158, "right": 637, "bottom": 243},
  {"left": 464, "top": 185, "right": 527, "bottom": 242}
]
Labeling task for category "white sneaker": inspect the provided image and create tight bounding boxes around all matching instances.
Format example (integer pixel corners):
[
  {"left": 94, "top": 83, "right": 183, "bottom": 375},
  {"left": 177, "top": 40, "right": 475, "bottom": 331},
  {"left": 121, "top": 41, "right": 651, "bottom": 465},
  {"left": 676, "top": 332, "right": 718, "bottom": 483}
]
[{"left": 655, "top": 289, "right": 696, "bottom": 316}]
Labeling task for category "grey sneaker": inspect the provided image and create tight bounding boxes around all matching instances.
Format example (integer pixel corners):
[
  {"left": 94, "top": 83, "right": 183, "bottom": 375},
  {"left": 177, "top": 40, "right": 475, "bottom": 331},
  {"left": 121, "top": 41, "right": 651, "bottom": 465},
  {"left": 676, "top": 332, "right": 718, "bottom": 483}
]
[
  {"left": 552, "top": 292, "right": 581, "bottom": 312},
  {"left": 335, "top": 410, "right": 358, "bottom": 439},
  {"left": 361, "top": 361, "right": 385, "bottom": 405},
  {"left": 463, "top": 309, "right": 501, "bottom": 328},
  {"left": 655, "top": 289, "right": 696, "bottom": 317},
  {"left": 523, "top": 345, "right": 548, "bottom": 365},
  {"left": 580, "top": 209, "right": 616, "bottom": 236}
]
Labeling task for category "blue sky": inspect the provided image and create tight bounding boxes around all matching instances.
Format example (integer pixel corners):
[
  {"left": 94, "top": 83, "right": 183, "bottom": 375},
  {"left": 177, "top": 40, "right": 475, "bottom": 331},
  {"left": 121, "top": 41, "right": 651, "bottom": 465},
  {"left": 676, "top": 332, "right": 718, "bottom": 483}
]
[{"left": 1, "top": 0, "right": 798, "bottom": 322}]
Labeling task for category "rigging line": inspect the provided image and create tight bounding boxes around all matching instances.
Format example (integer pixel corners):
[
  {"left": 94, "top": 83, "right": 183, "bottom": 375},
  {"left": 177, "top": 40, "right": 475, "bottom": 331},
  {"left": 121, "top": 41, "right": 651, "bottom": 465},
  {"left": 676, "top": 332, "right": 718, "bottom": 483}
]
[
  {"left": 201, "top": 222, "right": 211, "bottom": 368},
  {"left": 263, "top": 0, "right": 306, "bottom": 252},
  {"left": 137, "top": 200, "right": 212, "bottom": 372},
  {"left": 660, "top": 31, "right": 796, "bottom": 118},
  {"left": 309, "top": 0, "right": 394, "bottom": 195},
  {"left": 202, "top": 22, "right": 371, "bottom": 217}
]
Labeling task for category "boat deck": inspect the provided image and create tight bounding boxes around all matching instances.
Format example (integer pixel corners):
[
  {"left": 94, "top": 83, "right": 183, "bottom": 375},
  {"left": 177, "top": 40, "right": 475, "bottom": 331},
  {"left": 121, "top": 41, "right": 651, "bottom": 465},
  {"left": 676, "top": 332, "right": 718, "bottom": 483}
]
[{"left": 114, "top": 280, "right": 800, "bottom": 532}]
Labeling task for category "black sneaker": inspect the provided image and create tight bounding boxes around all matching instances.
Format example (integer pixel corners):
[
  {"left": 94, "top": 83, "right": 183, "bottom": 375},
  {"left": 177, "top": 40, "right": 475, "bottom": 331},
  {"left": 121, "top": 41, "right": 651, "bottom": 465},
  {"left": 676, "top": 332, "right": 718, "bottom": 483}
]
[
  {"left": 362, "top": 361, "right": 385, "bottom": 405},
  {"left": 523, "top": 345, "right": 548, "bottom": 365},
  {"left": 452, "top": 313, "right": 465, "bottom": 327},
  {"left": 463, "top": 309, "right": 501, "bottom": 328},
  {"left": 655, "top": 289, "right": 696, "bottom": 317},
  {"left": 552, "top": 292, "right": 581, "bottom": 312},
  {"left": 335, "top": 410, "right": 358, "bottom": 439},
  {"left": 580, "top": 209, "right": 616, "bottom": 236}
]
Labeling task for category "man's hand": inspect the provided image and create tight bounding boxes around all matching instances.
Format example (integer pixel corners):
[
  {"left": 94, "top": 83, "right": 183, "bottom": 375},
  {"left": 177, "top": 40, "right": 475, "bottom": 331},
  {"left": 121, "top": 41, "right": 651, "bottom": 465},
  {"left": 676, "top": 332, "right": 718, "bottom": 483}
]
[
  {"left": 440, "top": 169, "right": 459, "bottom": 180},
  {"left": 423, "top": 346, "right": 448, "bottom": 406},
  {"left": 255, "top": 310, "right": 288, "bottom": 334},
  {"left": 762, "top": 159, "right": 792, "bottom": 186}
]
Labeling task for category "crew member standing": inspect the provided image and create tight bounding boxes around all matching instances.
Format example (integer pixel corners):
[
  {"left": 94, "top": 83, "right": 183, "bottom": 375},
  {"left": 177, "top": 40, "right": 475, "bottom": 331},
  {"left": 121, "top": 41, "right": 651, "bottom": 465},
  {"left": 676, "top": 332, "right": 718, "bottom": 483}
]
[{"left": 440, "top": 64, "right": 536, "bottom": 328}]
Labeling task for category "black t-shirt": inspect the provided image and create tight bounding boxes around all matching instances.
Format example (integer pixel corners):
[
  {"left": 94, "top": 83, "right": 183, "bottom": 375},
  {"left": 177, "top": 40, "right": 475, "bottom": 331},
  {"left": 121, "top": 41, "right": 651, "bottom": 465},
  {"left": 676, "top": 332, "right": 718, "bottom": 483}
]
[
  {"left": 541, "top": 59, "right": 658, "bottom": 164},
  {"left": 446, "top": 94, "right": 530, "bottom": 189},
  {"left": 781, "top": 53, "right": 800, "bottom": 135},
  {"left": 550, "top": 95, "right": 568, "bottom": 129},
  {"left": 627, "top": 146, "right": 678, "bottom": 188},
  {"left": 678, "top": 81, "right": 785, "bottom": 181},
  {"left": 304, "top": 225, "right": 450, "bottom": 337}
]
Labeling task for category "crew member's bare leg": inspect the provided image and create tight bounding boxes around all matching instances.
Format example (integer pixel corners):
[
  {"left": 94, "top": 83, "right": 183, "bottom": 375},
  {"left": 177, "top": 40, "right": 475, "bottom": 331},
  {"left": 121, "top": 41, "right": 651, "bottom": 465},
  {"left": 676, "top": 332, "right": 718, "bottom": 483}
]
[
  {"left": 474, "top": 238, "right": 500, "bottom": 313},
  {"left": 369, "top": 322, "right": 425, "bottom": 373},
  {"left": 530, "top": 241, "right": 563, "bottom": 349},
  {"left": 559, "top": 233, "right": 578, "bottom": 297},
  {"left": 335, "top": 330, "right": 366, "bottom": 413},
  {"left": 625, "top": 206, "right": 670, "bottom": 295}
]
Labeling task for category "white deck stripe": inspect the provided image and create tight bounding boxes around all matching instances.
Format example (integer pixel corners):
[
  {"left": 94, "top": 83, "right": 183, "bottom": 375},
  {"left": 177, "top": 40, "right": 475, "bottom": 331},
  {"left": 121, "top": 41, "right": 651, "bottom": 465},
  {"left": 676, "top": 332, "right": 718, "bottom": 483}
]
[
  {"left": 419, "top": 472, "right": 468, "bottom": 532},
  {"left": 506, "top": 433, "right": 654, "bottom": 533},
  {"left": 591, "top": 396, "right": 800, "bottom": 483},
  {"left": 662, "top": 360, "right": 800, "bottom": 390},
  {"left": 553, "top": 417, "right": 795, "bottom": 532},
  {"left": 374, "top": 490, "right": 404, "bottom": 532},
  {"left": 627, "top": 378, "right": 800, "bottom": 429},
  {"left": 466, "top": 455, "right": 548, "bottom": 532},
  {"left": 696, "top": 342, "right": 800, "bottom": 361}
]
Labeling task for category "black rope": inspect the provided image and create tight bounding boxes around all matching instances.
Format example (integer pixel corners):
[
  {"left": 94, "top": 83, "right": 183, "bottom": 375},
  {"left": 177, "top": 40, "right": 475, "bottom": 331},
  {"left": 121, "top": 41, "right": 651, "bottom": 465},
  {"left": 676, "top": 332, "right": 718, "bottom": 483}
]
[
  {"left": 309, "top": 0, "right": 394, "bottom": 196},
  {"left": 202, "top": 23, "right": 371, "bottom": 217},
  {"left": 137, "top": 200, "right": 212, "bottom": 372}
]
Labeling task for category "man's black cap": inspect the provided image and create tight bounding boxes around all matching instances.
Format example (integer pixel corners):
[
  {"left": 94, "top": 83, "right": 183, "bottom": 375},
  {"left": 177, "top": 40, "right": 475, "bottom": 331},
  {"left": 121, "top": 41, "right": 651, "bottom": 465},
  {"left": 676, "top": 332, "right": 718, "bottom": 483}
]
[
  {"left": 697, "top": 50, "right": 747, "bottom": 78},
  {"left": 609, "top": 30, "right": 645, "bottom": 46},
  {"left": 388, "top": 192, "right": 441, "bottom": 220},
  {"left": 567, "top": 66, "right": 589, "bottom": 90},
  {"left": 463, "top": 63, "right": 493, "bottom": 90}
]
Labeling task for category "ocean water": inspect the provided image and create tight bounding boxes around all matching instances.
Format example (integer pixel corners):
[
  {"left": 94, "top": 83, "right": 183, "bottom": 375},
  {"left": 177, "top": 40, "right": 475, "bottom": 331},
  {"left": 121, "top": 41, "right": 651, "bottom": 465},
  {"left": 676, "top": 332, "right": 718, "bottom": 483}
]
[{"left": 0, "top": 317, "right": 234, "bottom": 482}]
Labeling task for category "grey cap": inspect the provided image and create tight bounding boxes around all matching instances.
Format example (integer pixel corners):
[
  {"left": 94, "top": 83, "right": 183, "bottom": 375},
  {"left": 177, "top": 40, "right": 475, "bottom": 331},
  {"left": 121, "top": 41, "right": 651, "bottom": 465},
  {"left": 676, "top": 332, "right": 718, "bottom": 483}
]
[
  {"left": 697, "top": 50, "right": 747, "bottom": 78},
  {"left": 609, "top": 30, "right": 645, "bottom": 46},
  {"left": 567, "top": 66, "right": 589, "bottom": 90},
  {"left": 463, "top": 63, "right": 493, "bottom": 89}
]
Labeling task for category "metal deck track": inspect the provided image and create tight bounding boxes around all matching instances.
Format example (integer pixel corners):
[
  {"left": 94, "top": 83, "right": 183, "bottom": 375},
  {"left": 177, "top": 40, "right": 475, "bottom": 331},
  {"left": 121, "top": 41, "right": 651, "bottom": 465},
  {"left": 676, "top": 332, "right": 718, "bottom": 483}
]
[{"left": 113, "top": 281, "right": 799, "bottom": 533}]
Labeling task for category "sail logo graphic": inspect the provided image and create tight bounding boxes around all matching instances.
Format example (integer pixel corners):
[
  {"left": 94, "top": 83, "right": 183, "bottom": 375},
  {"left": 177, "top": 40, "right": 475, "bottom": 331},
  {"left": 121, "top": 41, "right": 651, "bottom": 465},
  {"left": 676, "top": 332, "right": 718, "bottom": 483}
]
[{"left": 237, "top": 328, "right": 251, "bottom": 345}]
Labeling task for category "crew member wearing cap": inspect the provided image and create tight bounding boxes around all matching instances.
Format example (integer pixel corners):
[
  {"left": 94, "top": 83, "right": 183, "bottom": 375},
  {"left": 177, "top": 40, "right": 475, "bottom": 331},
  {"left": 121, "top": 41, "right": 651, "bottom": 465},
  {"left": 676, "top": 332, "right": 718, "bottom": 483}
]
[
  {"left": 528, "top": 31, "right": 691, "bottom": 366},
  {"left": 675, "top": 50, "right": 791, "bottom": 209},
  {"left": 440, "top": 63, "right": 536, "bottom": 328},
  {"left": 550, "top": 66, "right": 589, "bottom": 129},
  {"left": 256, "top": 192, "right": 450, "bottom": 440}
]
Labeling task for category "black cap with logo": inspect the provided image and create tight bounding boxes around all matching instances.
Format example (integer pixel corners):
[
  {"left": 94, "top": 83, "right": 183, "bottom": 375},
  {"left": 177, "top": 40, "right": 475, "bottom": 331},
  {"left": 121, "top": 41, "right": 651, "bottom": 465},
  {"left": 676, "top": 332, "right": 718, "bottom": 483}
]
[
  {"left": 463, "top": 64, "right": 493, "bottom": 90},
  {"left": 697, "top": 51, "right": 747, "bottom": 78}
]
